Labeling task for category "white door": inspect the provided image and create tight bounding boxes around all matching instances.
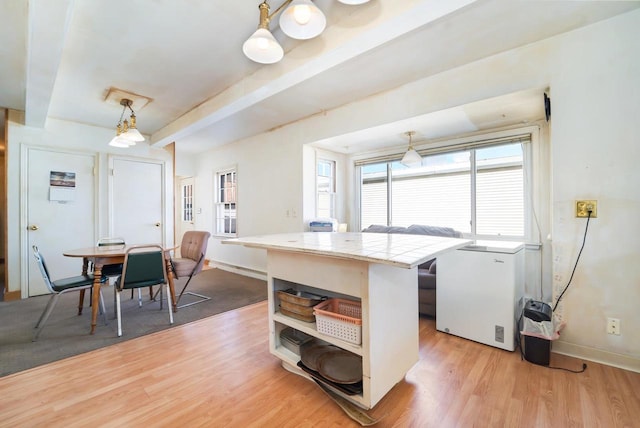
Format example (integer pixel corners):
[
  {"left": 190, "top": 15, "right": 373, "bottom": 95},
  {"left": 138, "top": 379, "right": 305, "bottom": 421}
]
[
  {"left": 110, "top": 157, "right": 164, "bottom": 246},
  {"left": 176, "top": 176, "right": 195, "bottom": 255},
  {"left": 25, "top": 147, "right": 97, "bottom": 296}
]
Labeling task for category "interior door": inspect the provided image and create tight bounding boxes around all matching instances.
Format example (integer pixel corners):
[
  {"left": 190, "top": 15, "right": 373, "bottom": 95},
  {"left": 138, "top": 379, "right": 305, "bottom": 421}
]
[
  {"left": 110, "top": 157, "right": 164, "bottom": 246},
  {"left": 176, "top": 176, "right": 195, "bottom": 256},
  {"left": 26, "top": 147, "right": 96, "bottom": 296}
]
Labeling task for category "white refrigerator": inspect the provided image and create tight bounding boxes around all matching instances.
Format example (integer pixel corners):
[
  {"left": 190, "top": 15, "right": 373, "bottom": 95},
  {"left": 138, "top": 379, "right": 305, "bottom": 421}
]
[{"left": 436, "top": 241, "right": 525, "bottom": 351}]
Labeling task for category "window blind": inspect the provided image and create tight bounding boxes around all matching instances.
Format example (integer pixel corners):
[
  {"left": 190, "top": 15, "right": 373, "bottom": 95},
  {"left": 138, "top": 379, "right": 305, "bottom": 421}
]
[{"left": 354, "top": 133, "right": 531, "bottom": 167}]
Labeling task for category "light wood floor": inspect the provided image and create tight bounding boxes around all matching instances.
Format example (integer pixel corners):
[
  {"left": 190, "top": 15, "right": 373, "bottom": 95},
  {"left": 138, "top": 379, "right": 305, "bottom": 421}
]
[{"left": 1, "top": 301, "right": 639, "bottom": 427}]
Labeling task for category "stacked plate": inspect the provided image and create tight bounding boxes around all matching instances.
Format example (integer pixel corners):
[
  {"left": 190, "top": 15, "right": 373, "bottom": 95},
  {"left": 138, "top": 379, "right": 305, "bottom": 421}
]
[{"left": 299, "top": 340, "right": 362, "bottom": 394}]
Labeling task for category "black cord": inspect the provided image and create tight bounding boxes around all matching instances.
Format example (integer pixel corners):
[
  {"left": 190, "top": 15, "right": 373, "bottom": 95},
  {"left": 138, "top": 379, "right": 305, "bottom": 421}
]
[
  {"left": 548, "top": 363, "right": 588, "bottom": 373},
  {"left": 552, "top": 211, "right": 591, "bottom": 312}
]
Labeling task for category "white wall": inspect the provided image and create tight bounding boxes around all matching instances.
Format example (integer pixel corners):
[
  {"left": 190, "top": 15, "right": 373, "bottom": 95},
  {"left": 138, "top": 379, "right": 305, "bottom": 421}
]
[
  {"left": 192, "top": 131, "right": 304, "bottom": 276},
  {"left": 547, "top": 11, "right": 640, "bottom": 370},
  {"left": 192, "top": 9, "right": 640, "bottom": 369},
  {"left": 6, "top": 112, "right": 174, "bottom": 295}
]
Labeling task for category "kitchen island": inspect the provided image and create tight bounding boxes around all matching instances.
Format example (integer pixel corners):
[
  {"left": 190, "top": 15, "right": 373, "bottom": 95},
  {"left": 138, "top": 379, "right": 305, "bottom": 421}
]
[{"left": 224, "top": 232, "right": 470, "bottom": 409}]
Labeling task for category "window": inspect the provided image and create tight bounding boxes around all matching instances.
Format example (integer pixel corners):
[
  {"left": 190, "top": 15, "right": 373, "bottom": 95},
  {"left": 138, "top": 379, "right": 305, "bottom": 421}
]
[
  {"left": 359, "top": 137, "right": 528, "bottom": 239},
  {"left": 215, "top": 168, "right": 237, "bottom": 236},
  {"left": 317, "top": 159, "right": 336, "bottom": 218},
  {"left": 181, "top": 182, "right": 193, "bottom": 222}
]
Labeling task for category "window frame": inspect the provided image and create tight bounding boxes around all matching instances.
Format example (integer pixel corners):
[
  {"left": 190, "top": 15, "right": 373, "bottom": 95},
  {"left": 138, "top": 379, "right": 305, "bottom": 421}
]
[
  {"left": 356, "top": 127, "right": 538, "bottom": 242},
  {"left": 316, "top": 158, "right": 336, "bottom": 219},
  {"left": 214, "top": 167, "right": 237, "bottom": 237}
]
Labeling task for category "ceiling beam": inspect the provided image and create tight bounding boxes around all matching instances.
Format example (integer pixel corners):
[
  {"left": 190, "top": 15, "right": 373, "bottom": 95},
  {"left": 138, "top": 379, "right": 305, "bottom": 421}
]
[
  {"left": 149, "top": 0, "right": 478, "bottom": 148},
  {"left": 25, "top": 0, "right": 74, "bottom": 127}
]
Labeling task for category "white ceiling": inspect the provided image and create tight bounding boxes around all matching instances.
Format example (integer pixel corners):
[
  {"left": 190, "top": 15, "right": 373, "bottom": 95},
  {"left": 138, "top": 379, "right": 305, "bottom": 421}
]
[{"left": 1, "top": 0, "right": 639, "bottom": 155}]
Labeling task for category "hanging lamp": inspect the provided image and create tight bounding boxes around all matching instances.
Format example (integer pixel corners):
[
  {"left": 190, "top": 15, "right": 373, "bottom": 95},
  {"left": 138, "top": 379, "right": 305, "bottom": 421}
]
[{"left": 400, "top": 131, "right": 422, "bottom": 167}]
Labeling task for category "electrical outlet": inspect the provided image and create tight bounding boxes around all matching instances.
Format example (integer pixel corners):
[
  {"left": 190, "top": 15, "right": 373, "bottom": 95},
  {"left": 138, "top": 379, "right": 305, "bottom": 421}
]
[
  {"left": 607, "top": 318, "right": 620, "bottom": 335},
  {"left": 576, "top": 200, "right": 597, "bottom": 218}
]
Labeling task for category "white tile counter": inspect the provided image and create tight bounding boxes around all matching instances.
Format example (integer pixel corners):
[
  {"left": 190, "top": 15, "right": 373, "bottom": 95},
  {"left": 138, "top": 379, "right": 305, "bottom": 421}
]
[{"left": 224, "top": 232, "right": 470, "bottom": 268}]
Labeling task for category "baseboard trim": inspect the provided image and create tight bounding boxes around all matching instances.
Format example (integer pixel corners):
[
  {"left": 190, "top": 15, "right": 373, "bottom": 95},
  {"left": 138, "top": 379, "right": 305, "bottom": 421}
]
[
  {"left": 552, "top": 340, "right": 640, "bottom": 373},
  {"left": 3, "top": 290, "right": 21, "bottom": 301},
  {"left": 211, "top": 260, "right": 267, "bottom": 281}
]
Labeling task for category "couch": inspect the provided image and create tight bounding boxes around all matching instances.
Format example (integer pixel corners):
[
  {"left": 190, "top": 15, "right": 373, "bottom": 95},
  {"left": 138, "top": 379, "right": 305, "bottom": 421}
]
[{"left": 361, "top": 224, "right": 463, "bottom": 317}]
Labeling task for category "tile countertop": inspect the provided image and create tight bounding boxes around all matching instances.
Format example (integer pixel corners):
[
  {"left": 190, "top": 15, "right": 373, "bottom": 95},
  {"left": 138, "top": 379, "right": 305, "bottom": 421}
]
[{"left": 223, "top": 232, "right": 472, "bottom": 269}]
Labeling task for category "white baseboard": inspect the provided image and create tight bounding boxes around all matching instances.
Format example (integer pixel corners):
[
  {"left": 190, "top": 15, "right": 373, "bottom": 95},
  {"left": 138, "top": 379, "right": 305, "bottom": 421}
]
[
  {"left": 210, "top": 260, "right": 267, "bottom": 281},
  {"left": 552, "top": 340, "right": 640, "bottom": 373}
]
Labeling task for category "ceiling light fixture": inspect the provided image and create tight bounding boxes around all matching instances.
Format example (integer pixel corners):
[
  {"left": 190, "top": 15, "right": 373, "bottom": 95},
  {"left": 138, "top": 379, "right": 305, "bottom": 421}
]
[
  {"left": 243, "top": 0, "right": 370, "bottom": 64},
  {"left": 400, "top": 131, "right": 422, "bottom": 167},
  {"left": 108, "top": 98, "right": 145, "bottom": 148}
]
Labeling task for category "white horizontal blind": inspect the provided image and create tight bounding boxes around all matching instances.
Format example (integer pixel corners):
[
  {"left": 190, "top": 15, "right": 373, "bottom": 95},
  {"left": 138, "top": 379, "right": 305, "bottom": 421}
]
[
  {"left": 359, "top": 136, "right": 527, "bottom": 238},
  {"left": 391, "top": 172, "right": 471, "bottom": 231},
  {"left": 361, "top": 180, "right": 387, "bottom": 228},
  {"left": 476, "top": 167, "right": 523, "bottom": 236}
]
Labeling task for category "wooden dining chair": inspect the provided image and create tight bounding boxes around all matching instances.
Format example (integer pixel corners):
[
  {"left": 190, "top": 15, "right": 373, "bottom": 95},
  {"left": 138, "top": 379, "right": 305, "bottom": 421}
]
[
  {"left": 32, "top": 245, "right": 107, "bottom": 341},
  {"left": 114, "top": 244, "right": 174, "bottom": 337}
]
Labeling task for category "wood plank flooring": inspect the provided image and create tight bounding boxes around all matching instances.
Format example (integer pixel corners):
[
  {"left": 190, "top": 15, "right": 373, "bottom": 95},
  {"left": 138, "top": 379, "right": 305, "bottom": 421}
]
[{"left": 1, "top": 301, "right": 639, "bottom": 427}]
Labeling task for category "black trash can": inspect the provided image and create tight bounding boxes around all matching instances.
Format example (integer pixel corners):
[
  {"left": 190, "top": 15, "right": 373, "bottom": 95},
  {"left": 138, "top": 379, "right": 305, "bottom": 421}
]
[{"left": 523, "top": 300, "right": 552, "bottom": 366}]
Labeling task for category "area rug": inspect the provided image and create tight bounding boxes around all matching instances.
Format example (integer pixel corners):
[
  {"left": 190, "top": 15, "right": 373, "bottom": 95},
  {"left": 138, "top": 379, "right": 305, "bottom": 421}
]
[{"left": 0, "top": 268, "right": 266, "bottom": 376}]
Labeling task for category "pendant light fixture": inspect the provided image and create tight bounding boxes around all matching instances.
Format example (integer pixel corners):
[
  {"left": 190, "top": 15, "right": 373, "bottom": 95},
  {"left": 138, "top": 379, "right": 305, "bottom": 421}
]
[
  {"left": 243, "top": 0, "right": 369, "bottom": 64},
  {"left": 400, "top": 131, "right": 422, "bottom": 167},
  {"left": 108, "top": 98, "right": 145, "bottom": 148},
  {"left": 279, "top": 0, "right": 326, "bottom": 40},
  {"left": 243, "top": 2, "right": 284, "bottom": 64}
]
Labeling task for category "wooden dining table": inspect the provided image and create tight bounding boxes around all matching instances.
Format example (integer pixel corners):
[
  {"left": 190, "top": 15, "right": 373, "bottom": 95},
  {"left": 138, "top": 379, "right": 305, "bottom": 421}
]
[{"left": 63, "top": 245, "right": 178, "bottom": 334}]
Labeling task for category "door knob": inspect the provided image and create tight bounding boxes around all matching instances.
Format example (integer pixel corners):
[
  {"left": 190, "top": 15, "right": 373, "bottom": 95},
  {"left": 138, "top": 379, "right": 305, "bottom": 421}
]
[
  {"left": 155, "top": 222, "right": 161, "bottom": 227},
  {"left": 29, "top": 225, "right": 39, "bottom": 231}
]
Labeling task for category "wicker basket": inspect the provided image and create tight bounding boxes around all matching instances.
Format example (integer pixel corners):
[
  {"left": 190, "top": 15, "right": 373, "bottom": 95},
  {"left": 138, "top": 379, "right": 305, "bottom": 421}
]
[{"left": 313, "top": 298, "right": 362, "bottom": 345}]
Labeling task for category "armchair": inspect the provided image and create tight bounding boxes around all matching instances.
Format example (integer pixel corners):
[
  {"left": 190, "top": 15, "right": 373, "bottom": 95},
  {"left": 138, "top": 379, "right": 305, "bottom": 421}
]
[{"left": 172, "top": 231, "right": 211, "bottom": 308}]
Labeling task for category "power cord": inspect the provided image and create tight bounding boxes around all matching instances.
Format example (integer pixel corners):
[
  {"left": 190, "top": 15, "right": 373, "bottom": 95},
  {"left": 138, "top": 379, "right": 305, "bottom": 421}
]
[
  {"left": 548, "top": 363, "right": 587, "bottom": 373},
  {"left": 552, "top": 210, "right": 592, "bottom": 312},
  {"left": 516, "top": 211, "right": 592, "bottom": 374}
]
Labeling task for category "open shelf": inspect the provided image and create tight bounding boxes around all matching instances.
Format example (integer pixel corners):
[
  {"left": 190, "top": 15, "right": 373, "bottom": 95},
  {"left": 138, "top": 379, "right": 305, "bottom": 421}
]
[
  {"left": 273, "top": 312, "right": 363, "bottom": 356},
  {"left": 266, "top": 249, "right": 419, "bottom": 409}
]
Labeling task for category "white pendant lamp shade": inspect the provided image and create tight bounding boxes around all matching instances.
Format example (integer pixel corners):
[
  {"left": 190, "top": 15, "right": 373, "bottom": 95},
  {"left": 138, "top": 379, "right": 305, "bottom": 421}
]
[
  {"left": 122, "top": 127, "right": 144, "bottom": 142},
  {"left": 401, "top": 148, "right": 422, "bottom": 167},
  {"left": 243, "top": 28, "right": 284, "bottom": 64},
  {"left": 400, "top": 131, "right": 422, "bottom": 167},
  {"left": 279, "top": 0, "right": 326, "bottom": 40},
  {"left": 337, "top": 0, "right": 371, "bottom": 4},
  {"left": 109, "top": 135, "right": 134, "bottom": 148}
]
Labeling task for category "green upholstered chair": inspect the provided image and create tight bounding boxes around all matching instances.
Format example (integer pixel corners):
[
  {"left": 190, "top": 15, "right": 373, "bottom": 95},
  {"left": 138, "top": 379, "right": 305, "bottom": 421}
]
[
  {"left": 96, "top": 237, "right": 126, "bottom": 278},
  {"left": 32, "top": 245, "right": 107, "bottom": 341},
  {"left": 114, "top": 244, "right": 173, "bottom": 337}
]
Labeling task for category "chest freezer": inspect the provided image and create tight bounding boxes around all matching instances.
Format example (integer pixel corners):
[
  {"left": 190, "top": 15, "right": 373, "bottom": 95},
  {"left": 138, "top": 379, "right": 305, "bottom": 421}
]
[{"left": 436, "top": 241, "right": 525, "bottom": 351}]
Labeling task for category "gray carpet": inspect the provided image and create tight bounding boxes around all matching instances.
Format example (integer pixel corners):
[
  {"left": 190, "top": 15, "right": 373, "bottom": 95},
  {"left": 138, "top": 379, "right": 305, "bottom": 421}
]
[{"left": 0, "top": 268, "right": 267, "bottom": 376}]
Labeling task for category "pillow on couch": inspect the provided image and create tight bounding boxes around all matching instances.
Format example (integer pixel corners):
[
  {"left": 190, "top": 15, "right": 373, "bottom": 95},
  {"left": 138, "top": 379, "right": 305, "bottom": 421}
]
[
  {"left": 405, "top": 224, "right": 463, "bottom": 238},
  {"left": 361, "top": 224, "right": 408, "bottom": 234}
]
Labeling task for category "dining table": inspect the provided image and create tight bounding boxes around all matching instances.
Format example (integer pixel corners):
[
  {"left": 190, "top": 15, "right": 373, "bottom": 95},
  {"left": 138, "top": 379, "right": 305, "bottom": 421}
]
[{"left": 63, "top": 245, "right": 178, "bottom": 334}]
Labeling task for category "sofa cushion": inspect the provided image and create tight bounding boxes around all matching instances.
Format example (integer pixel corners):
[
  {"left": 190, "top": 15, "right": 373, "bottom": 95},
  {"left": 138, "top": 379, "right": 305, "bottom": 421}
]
[
  {"left": 405, "top": 224, "right": 463, "bottom": 238},
  {"left": 361, "top": 224, "right": 407, "bottom": 234}
]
